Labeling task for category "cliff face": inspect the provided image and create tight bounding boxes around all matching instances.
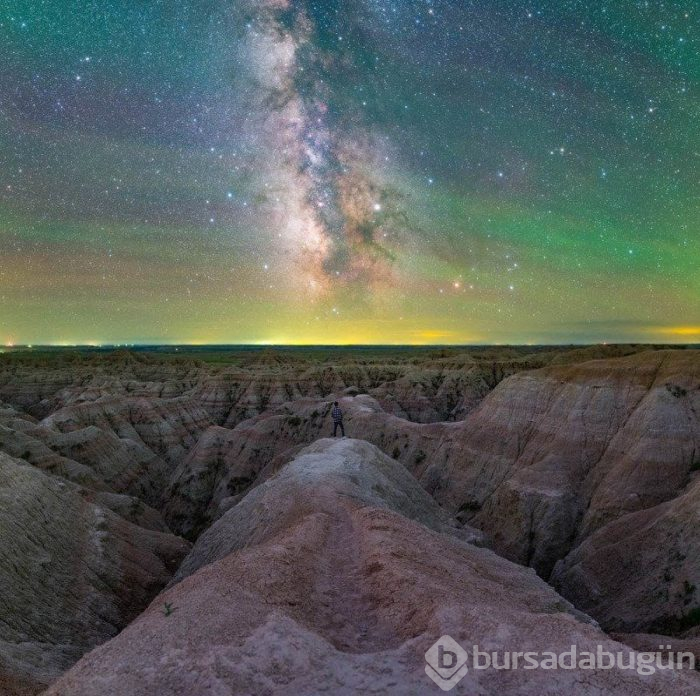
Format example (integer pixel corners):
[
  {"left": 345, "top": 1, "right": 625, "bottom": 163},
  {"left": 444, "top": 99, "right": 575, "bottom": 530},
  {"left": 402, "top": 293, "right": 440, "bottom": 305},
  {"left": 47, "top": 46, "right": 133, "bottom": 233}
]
[
  {"left": 429, "top": 350, "right": 700, "bottom": 631},
  {"left": 0, "top": 346, "right": 698, "bottom": 693},
  {"left": 45, "top": 440, "right": 699, "bottom": 696},
  {"left": 0, "top": 453, "right": 190, "bottom": 693},
  {"left": 550, "top": 477, "right": 700, "bottom": 634}
]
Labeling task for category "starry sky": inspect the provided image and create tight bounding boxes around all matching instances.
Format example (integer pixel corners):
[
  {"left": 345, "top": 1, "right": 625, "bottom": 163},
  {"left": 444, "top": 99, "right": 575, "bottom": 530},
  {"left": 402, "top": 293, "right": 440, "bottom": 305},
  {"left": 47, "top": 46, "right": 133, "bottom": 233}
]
[{"left": 1, "top": 0, "right": 698, "bottom": 345}]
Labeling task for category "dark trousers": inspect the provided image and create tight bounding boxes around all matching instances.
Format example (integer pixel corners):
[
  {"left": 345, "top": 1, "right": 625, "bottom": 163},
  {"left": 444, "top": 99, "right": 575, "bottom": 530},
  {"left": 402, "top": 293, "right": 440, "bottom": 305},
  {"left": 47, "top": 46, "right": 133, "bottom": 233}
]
[{"left": 333, "top": 421, "right": 345, "bottom": 437}]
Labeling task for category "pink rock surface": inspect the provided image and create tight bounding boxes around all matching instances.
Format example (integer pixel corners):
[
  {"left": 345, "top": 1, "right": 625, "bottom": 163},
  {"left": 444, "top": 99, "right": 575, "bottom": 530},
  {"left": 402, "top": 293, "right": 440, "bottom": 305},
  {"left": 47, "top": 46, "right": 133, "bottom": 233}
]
[
  {"left": 0, "top": 347, "right": 698, "bottom": 692},
  {"left": 45, "top": 440, "right": 699, "bottom": 695},
  {"left": 0, "top": 453, "right": 191, "bottom": 693}
]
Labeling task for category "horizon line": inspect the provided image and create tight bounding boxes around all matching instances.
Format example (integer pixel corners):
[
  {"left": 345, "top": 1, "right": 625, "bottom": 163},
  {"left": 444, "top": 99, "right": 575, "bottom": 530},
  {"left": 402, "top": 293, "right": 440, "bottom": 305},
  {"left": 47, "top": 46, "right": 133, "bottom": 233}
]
[{"left": 3, "top": 342, "right": 699, "bottom": 350}]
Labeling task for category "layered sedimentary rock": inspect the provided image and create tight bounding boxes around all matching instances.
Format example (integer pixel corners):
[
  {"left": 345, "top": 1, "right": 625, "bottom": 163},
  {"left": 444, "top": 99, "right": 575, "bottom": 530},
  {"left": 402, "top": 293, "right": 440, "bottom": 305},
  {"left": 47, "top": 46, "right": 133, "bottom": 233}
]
[
  {"left": 42, "top": 396, "right": 212, "bottom": 467},
  {"left": 171, "top": 438, "right": 481, "bottom": 582},
  {"left": 0, "top": 453, "right": 190, "bottom": 694},
  {"left": 161, "top": 395, "right": 447, "bottom": 538},
  {"left": 426, "top": 350, "right": 700, "bottom": 633},
  {"left": 0, "top": 421, "right": 168, "bottom": 503},
  {"left": 0, "top": 352, "right": 200, "bottom": 418},
  {"left": 46, "top": 440, "right": 699, "bottom": 695},
  {"left": 3, "top": 345, "right": 656, "bottom": 430},
  {"left": 550, "top": 474, "right": 700, "bottom": 634},
  {"left": 1, "top": 345, "right": 698, "bottom": 693},
  {"left": 162, "top": 349, "right": 700, "bottom": 637},
  {"left": 191, "top": 350, "right": 566, "bottom": 426}
]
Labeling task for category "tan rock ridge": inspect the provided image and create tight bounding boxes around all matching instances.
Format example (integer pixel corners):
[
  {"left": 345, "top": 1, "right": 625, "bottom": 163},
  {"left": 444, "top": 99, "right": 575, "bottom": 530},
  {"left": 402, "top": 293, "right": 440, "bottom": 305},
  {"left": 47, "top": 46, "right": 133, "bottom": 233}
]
[
  {"left": 161, "top": 349, "right": 700, "bottom": 637},
  {"left": 0, "top": 452, "right": 191, "bottom": 694},
  {"left": 161, "top": 395, "right": 446, "bottom": 538},
  {"left": 44, "top": 440, "right": 699, "bottom": 695}
]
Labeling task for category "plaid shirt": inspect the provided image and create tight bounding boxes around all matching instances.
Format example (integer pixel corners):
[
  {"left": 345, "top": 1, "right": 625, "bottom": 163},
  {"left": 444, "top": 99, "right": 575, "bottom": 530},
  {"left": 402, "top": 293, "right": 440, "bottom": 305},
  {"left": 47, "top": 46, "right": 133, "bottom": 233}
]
[{"left": 331, "top": 406, "right": 343, "bottom": 423}]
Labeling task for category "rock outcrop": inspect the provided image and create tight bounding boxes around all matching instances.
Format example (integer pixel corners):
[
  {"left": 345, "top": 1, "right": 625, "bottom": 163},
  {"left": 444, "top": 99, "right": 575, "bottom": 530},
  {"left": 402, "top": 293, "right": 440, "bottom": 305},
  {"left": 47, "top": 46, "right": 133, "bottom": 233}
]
[
  {"left": 0, "top": 453, "right": 190, "bottom": 694},
  {"left": 0, "top": 352, "right": 201, "bottom": 418},
  {"left": 162, "top": 350, "right": 700, "bottom": 637},
  {"left": 426, "top": 350, "right": 700, "bottom": 633},
  {"left": 45, "top": 440, "right": 699, "bottom": 695},
  {"left": 172, "top": 438, "right": 481, "bottom": 582},
  {"left": 550, "top": 473, "right": 700, "bottom": 634},
  {"left": 42, "top": 396, "right": 212, "bottom": 467},
  {"left": 161, "top": 395, "right": 448, "bottom": 538}
]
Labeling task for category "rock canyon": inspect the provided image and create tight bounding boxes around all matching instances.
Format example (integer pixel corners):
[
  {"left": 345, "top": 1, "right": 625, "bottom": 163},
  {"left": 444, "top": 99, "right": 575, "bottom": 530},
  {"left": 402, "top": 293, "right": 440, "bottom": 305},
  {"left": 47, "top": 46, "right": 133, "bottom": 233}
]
[{"left": 0, "top": 345, "right": 698, "bottom": 694}]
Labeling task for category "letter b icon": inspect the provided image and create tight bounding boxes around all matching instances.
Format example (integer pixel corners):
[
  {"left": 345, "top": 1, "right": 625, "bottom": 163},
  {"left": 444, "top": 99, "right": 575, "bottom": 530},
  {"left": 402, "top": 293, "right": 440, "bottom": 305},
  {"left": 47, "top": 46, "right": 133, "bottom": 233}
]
[
  {"left": 439, "top": 645, "right": 457, "bottom": 669},
  {"left": 425, "top": 636, "right": 469, "bottom": 691}
]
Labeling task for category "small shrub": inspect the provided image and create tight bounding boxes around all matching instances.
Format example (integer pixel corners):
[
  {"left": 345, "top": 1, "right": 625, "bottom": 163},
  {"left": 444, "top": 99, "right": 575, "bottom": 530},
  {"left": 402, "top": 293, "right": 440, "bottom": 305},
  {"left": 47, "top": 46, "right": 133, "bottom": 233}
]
[
  {"left": 163, "top": 602, "right": 175, "bottom": 617},
  {"left": 666, "top": 383, "right": 687, "bottom": 398},
  {"left": 392, "top": 447, "right": 401, "bottom": 459},
  {"left": 227, "top": 474, "right": 255, "bottom": 495},
  {"left": 414, "top": 450, "right": 426, "bottom": 465},
  {"left": 287, "top": 415, "right": 302, "bottom": 427},
  {"left": 678, "top": 607, "right": 700, "bottom": 632}
]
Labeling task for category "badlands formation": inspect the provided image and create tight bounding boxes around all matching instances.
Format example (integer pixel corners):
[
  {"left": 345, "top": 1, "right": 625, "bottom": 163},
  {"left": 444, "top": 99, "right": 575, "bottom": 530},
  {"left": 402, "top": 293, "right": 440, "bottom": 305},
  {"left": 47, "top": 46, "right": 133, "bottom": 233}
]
[{"left": 0, "top": 345, "right": 698, "bottom": 694}]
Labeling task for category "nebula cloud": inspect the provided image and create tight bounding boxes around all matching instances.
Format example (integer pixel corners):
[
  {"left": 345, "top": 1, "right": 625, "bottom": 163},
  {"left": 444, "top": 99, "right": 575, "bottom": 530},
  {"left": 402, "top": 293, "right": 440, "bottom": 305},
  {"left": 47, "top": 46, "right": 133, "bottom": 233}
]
[
  {"left": 234, "top": 0, "right": 405, "bottom": 296},
  {"left": 0, "top": 1, "right": 697, "bottom": 344}
]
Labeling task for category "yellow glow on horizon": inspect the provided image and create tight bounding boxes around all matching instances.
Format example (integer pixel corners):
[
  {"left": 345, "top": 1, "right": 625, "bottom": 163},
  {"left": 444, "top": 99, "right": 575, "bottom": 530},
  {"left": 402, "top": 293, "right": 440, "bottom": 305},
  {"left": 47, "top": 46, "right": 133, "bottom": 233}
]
[
  {"left": 654, "top": 326, "right": 700, "bottom": 338},
  {"left": 414, "top": 330, "right": 463, "bottom": 341},
  {"left": 16, "top": 323, "right": 700, "bottom": 348}
]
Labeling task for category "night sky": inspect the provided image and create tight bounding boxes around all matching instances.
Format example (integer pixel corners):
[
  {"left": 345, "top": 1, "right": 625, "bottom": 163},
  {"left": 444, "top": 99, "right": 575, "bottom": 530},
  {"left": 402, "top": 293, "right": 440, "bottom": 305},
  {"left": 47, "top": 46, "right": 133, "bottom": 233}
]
[{"left": 1, "top": 1, "right": 698, "bottom": 345}]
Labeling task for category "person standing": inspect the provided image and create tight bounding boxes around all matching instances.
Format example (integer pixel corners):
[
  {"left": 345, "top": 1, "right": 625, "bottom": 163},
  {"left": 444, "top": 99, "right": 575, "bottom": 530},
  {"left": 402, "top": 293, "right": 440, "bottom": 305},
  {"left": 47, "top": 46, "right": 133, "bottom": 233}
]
[{"left": 331, "top": 401, "right": 345, "bottom": 437}]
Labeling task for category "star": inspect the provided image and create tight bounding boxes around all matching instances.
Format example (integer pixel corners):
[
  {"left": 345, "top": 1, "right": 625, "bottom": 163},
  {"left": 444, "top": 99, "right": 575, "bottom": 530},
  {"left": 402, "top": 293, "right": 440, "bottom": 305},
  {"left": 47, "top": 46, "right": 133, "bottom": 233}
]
[{"left": 0, "top": 0, "right": 695, "bottom": 345}]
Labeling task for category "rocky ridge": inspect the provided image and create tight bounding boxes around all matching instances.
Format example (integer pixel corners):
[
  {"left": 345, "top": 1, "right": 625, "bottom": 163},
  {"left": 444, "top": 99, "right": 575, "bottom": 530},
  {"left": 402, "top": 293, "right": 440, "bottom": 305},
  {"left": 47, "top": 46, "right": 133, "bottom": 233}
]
[
  {"left": 0, "top": 345, "right": 697, "bottom": 693},
  {"left": 45, "top": 440, "right": 699, "bottom": 696}
]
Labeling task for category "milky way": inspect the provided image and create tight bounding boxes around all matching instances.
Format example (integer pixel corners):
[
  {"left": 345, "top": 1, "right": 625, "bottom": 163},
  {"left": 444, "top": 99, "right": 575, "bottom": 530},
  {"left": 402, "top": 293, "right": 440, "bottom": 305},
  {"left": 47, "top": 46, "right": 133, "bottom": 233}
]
[
  {"left": 0, "top": 1, "right": 698, "bottom": 344},
  {"left": 234, "top": 0, "right": 407, "bottom": 296}
]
